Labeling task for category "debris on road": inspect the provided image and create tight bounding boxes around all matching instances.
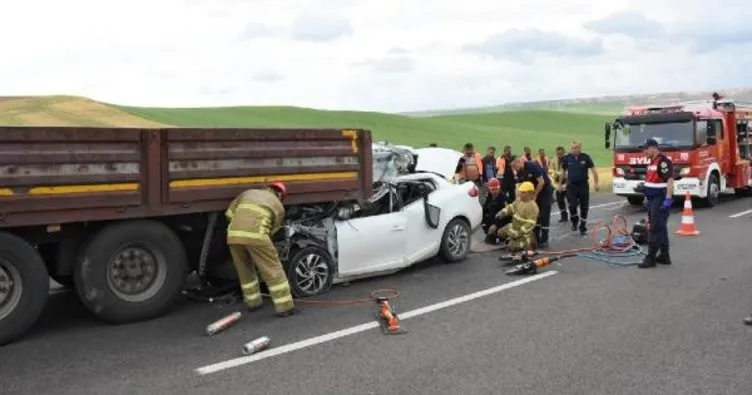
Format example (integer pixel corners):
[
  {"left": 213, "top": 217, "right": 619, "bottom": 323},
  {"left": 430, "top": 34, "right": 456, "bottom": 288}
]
[
  {"left": 206, "top": 311, "right": 242, "bottom": 336},
  {"left": 242, "top": 336, "right": 271, "bottom": 355}
]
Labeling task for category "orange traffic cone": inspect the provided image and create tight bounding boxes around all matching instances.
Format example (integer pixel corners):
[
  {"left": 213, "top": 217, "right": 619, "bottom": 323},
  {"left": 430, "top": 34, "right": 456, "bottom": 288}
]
[{"left": 675, "top": 193, "right": 700, "bottom": 236}]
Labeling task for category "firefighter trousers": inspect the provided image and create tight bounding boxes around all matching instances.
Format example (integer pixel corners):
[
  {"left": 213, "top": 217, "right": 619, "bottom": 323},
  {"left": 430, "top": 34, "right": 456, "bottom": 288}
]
[
  {"left": 535, "top": 185, "right": 552, "bottom": 244},
  {"left": 567, "top": 182, "right": 590, "bottom": 230},
  {"left": 555, "top": 190, "right": 568, "bottom": 220},
  {"left": 228, "top": 239, "right": 294, "bottom": 313},
  {"left": 646, "top": 195, "right": 670, "bottom": 255}
]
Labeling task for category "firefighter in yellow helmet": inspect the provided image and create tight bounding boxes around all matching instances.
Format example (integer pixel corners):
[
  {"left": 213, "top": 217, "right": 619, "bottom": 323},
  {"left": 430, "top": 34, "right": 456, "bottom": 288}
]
[
  {"left": 486, "top": 181, "right": 540, "bottom": 251},
  {"left": 225, "top": 182, "right": 295, "bottom": 317}
]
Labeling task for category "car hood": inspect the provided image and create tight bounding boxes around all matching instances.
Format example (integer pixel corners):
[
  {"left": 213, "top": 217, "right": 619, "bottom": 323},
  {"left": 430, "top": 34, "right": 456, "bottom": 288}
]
[{"left": 414, "top": 148, "right": 462, "bottom": 179}]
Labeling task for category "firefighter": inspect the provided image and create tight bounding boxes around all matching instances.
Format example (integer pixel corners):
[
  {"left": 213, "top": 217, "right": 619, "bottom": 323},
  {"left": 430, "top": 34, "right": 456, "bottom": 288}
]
[
  {"left": 551, "top": 146, "right": 568, "bottom": 222},
  {"left": 638, "top": 138, "right": 674, "bottom": 269},
  {"left": 487, "top": 181, "right": 539, "bottom": 251},
  {"left": 225, "top": 182, "right": 296, "bottom": 316},
  {"left": 482, "top": 178, "right": 508, "bottom": 236},
  {"left": 511, "top": 157, "right": 553, "bottom": 248},
  {"left": 560, "top": 140, "right": 599, "bottom": 235},
  {"left": 497, "top": 145, "right": 517, "bottom": 204}
]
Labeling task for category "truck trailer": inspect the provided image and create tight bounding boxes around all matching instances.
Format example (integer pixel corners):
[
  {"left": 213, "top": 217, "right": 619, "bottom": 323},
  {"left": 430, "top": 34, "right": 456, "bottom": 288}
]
[
  {"left": 605, "top": 94, "right": 752, "bottom": 207},
  {"left": 0, "top": 127, "right": 373, "bottom": 345}
]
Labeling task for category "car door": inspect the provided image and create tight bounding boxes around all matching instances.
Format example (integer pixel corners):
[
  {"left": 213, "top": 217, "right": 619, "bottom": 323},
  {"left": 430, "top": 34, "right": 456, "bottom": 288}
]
[
  {"left": 401, "top": 194, "right": 443, "bottom": 263},
  {"left": 335, "top": 212, "right": 408, "bottom": 278}
]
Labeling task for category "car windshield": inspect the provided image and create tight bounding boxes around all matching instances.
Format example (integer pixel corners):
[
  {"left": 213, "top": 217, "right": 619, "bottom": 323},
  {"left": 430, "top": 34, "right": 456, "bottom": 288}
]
[{"left": 614, "top": 121, "right": 695, "bottom": 149}]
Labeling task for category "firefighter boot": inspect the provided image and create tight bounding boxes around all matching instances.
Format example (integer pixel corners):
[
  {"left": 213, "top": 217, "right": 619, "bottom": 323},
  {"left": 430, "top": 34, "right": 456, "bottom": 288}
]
[
  {"left": 656, "top": 246, "right": 672, "bottom": 265},
  {"left": 638, "top": 248, "right": 658, "bottom": 268},
  {"left": 559, "top": 211, "right": 568, "bottom": 223}
]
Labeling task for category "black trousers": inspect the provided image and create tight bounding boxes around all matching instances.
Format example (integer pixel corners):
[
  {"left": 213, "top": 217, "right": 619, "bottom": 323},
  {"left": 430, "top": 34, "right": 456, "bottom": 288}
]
[
  {"left": 535, "top": 186, "right": 552, "bottom": 244},
  {"left": 555, "top": 190, "right": 567, "bottom": 219},
  {"left": 646, "top": 195, "right": 670, "bottom": 253},
  {"left": 504, "top": 184, "right": 516, "bottom": 204},
  {"left": 567, "top": 183, "right": 590, "bottom": 229}
]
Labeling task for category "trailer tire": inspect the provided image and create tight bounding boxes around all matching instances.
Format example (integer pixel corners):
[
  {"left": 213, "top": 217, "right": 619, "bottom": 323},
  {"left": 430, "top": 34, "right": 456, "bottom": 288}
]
[
  {"left": 0, "top": 232, "right": 49, "bottom": 346},
  {"left": 74, "top": 220, "right": 187, "bottom": 324}
]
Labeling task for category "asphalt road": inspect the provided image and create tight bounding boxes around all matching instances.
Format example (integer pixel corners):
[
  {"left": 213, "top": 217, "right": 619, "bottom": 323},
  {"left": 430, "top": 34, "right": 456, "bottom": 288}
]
[{"left": 2, "top": 193, "right": 752, "bottom": 395}]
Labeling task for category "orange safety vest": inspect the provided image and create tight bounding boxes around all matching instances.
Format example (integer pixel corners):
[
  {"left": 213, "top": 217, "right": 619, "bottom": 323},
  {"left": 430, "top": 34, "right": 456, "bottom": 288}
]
[
  {"left": 496, "top": 156, "right": 506, "bottom": 174},
  {"left": 458, "top": 153, "right": 483, "bottom": 181}
]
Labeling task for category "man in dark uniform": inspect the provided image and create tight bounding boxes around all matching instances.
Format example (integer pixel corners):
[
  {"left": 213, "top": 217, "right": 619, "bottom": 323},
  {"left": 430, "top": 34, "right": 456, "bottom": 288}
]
[
  {"left": 482, "top": 178, "right": 511, "bottom": 243},
  {"left": 559, "top": 141, "right": 599, "bottom": 235},
  {"left": 498, "top": 146, "right": 517, "bottom": 204},
  {"left": 638, "top": 138, "right": 674, "bottom": 269},
  {"left": 511, "top": 157, "right": 553, "bottom": 248}
]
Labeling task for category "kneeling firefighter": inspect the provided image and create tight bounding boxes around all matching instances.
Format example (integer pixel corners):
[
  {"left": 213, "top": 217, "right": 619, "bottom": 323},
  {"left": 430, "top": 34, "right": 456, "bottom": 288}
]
[
  {"left": 486, "top": 181, "right": 539, "bottom": 251},
  {"left": 226, "top": 182, "right": 296, "bottom": 317}
]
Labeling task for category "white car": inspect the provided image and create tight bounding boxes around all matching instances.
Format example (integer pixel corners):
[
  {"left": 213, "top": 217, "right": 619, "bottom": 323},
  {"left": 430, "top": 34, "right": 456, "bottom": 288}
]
[{"left": 279, "top": 147, "right": 483, "bottom": 297}]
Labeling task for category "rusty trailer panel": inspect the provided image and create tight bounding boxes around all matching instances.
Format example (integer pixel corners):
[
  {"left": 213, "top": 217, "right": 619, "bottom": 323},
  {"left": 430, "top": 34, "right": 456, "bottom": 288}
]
[{"left": 0, "top": 126, "right": 373, "bottom": 228}]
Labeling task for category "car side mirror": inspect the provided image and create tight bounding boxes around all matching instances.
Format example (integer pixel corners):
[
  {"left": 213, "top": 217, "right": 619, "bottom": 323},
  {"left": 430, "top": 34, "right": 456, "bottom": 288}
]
[{"left": 604, "top": 122, "right": 611, "bottom": 149}]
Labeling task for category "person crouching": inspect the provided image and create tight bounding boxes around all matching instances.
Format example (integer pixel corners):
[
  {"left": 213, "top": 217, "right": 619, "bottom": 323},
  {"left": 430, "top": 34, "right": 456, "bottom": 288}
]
[
  {"left": 482, "top": 178, "right": 508, "bottom": 234},
  {"left": 485, "top": 181, "right": 539, "bottom": 251}
]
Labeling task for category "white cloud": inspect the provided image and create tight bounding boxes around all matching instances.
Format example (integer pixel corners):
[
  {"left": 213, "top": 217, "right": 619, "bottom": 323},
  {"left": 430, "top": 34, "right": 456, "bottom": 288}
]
[{"left": 1, "top": 0, "right": 751, "bottom": 112}]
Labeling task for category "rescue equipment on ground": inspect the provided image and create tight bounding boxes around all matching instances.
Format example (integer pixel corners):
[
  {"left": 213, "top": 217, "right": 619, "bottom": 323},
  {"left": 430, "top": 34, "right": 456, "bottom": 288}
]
[
  {"left": 373, "top": 290, "right": 407, "bottom": 335},
  {"left": 206, "top": 311, "right": 242, "bottom": 336},
  {"left": 504, "top": 215, "right": 647, "bottom": 276},
  {"left": 242, "top": 336, "right": 271, "bottom": 355},
  {"left": 631, "top": 218, "right": 649, "bottom": 245}
]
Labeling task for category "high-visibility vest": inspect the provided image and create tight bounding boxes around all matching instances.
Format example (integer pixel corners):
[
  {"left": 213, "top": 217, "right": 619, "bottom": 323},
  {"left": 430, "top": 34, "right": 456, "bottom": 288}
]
[{"left": 458, "top": 153, "right": 483, "bottom": 181}]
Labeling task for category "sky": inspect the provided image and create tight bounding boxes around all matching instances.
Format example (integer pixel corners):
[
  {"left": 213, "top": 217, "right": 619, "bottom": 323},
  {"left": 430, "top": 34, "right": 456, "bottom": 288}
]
[{"left": 1, "top": 0, "right": 751, "bottom": 112}]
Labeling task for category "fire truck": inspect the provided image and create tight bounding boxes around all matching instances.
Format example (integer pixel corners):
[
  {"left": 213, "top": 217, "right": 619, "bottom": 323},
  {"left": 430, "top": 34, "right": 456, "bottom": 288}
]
[{"left": 604, "top": 93, "right": 752, "bottom": 207}]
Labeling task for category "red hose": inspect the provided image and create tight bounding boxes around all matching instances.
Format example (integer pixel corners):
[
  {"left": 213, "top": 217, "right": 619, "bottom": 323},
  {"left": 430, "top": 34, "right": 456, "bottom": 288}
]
[{"left": 539, "top": 215, "right": 635, "bottom": 256}]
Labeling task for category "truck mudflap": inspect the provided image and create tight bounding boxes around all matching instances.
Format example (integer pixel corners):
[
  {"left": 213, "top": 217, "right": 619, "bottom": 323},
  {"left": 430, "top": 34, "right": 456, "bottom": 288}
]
[{"left": 612, "top": 177, "right": 705, "bottom": 197}]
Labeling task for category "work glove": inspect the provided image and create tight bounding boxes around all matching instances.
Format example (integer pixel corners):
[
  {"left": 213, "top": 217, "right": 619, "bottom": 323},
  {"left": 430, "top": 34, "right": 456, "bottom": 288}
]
[{"left": 661, "top": 197, "right": 672, "bottom": 211}]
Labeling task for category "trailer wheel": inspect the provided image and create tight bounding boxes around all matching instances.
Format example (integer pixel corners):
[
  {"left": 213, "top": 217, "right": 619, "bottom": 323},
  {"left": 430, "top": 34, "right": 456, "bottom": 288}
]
[
  {"left": 74, "top": 220, "right": 187, "bottom": 324},
  {"left": 0, "top": 232, "right": 49, "bottom": 346}
]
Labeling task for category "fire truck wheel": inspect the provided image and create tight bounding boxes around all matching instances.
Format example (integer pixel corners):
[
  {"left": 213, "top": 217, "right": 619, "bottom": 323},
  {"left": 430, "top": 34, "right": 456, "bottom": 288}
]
[
  {"left": 74, "top": 220, "right": 187, "bottom": 324},
  {"left": 701, "top": 173, "right": 720, "bottom": 207},
  {"left": 0, "top": 232, "right": 49, "bottom": 346}
]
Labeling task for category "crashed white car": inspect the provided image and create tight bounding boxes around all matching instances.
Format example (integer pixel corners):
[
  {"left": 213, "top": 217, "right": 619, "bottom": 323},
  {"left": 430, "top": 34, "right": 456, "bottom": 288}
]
[
  {"left": 206, "top": 144, "right": 482, "bottom": 298},
  {"left": 275, "top": 145, "right": 483, "bottom": 297}
]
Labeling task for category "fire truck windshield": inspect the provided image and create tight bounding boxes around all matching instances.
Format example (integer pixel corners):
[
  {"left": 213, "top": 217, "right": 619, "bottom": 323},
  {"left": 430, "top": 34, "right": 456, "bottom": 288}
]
[{"left": 614, "top": 120, "right": 694, "bottom": 150}]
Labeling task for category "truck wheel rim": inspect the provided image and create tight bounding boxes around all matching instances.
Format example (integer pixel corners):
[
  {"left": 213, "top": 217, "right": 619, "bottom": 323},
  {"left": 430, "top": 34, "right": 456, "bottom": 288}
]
[
  {"left": 447, "top": 223, "right": 469, "bottom": 257},
  {"left": 106, "top": 243, "right": 167, "bottom": 302},
  {"left": 0, "top": 259, "right": 22, "bottom": 322},
  {"left": 294, "top": 253, "right": 329, "bottom": 295}
]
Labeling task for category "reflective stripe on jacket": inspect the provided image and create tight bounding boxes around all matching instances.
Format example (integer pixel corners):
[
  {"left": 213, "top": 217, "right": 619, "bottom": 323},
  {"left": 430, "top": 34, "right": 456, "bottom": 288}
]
[
  {"left": 497, "top": 200, "right": 539, "bottom": 240},
  {"left": 226, "top": 188, "right": 285, "bottom": 245}
]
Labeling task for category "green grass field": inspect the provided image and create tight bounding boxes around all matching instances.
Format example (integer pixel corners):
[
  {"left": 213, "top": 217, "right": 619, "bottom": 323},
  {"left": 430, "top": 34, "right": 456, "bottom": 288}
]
[{"left": 115, "top": 105, "right": 613, "bottom": 164}]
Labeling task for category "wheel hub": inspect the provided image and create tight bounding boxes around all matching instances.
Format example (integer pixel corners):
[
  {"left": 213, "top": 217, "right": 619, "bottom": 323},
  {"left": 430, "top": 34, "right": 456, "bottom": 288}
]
[
  {"left": 447, "top": 224, "right": 469, "bottom": 257},
  {"left": 294, "top": 253, "right": 328, "bottom": 294},
  {"left": 107, "top": 246, "right": 161, "bottom": 301},
  {"left": 0, "top": 259, "right": 22, "bottom": 321}
]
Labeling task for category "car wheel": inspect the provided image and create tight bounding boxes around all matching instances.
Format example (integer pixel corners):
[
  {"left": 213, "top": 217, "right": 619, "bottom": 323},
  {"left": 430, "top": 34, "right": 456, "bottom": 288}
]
[
  {"left": 0, "top": 232, "right": 49, "bottom": 346},
  {"left": 74, "top": 220, "right": 187, "bottom": 324},
  {"left": 286, "top": 246, "right": 333, "bottom": 298},
  {"left": 439, "top": 217, "right": 471, "bottom": 263}
]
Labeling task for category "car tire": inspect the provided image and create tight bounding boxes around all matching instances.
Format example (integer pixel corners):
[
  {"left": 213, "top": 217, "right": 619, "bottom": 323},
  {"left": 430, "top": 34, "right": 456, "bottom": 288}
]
[
  {"left": 285, "top": 246, "right": 334, "bottom": 298},
  {"left": 0, "top": 232, "right": 49, "bottom": 346},
  {"left": 627, "top": 196, "right": 644, "bottom": 206},
  {"left": 74, "top": 220, "right": 187, "bottom": 324},
  {"left": 439, "top": 217, "right": 471, "bottom": 263}
]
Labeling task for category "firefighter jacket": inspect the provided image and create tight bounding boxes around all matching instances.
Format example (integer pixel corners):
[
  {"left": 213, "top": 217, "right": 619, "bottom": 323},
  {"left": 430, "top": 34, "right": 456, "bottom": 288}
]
[
  {"left": 496, "top": 200, "right": 539, "bottom": 250},
  {"left": 550, "top": 157, "right": 567, "bottom": 191},
  {"left": 225, "top": 188, "right": 286, "bottom": 245}
]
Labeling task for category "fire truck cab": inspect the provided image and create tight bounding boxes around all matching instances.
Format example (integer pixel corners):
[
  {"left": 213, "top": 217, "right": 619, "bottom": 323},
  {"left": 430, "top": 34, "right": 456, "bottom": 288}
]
[{"left": 605, "top": 94, "right": 752, "bottom": 207}]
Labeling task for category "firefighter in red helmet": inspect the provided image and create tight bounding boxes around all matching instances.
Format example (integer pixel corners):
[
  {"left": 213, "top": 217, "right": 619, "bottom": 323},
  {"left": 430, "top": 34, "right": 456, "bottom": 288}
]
[{"left": 224, "top": 182, "right": 296, "bottom": 317}]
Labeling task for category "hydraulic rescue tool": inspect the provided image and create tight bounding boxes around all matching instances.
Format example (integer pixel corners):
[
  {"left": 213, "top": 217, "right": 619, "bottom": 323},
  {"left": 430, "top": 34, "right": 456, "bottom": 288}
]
[
  {"left": 630, "top": 219, "right": 649, "bottom": 245},
  {"left": 498, "top": 250, "right": 538, "bottom": 266},
  {"left": 505, "top": 254, "right": 576, "bottom": 276},
  {"left": 375, "top": 297, "right": 407, "bottom": 335}
]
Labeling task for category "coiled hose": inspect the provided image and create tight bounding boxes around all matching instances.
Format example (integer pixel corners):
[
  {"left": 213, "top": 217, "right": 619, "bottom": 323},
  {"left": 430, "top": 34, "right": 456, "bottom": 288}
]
[{"left": 539, "top": 215, "right": 645, "bottom": 267}]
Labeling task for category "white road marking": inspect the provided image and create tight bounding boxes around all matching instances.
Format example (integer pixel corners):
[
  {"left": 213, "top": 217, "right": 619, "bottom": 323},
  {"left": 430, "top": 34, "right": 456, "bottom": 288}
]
[
  {"left": 728, "top": 208, "right": 752, "bottom": 218},
  {"left": 193, "top": 271, "right": 558, "bottom": 376},
  {"left": 588, "top": 201, "right": 625, "bottom": 209}
]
